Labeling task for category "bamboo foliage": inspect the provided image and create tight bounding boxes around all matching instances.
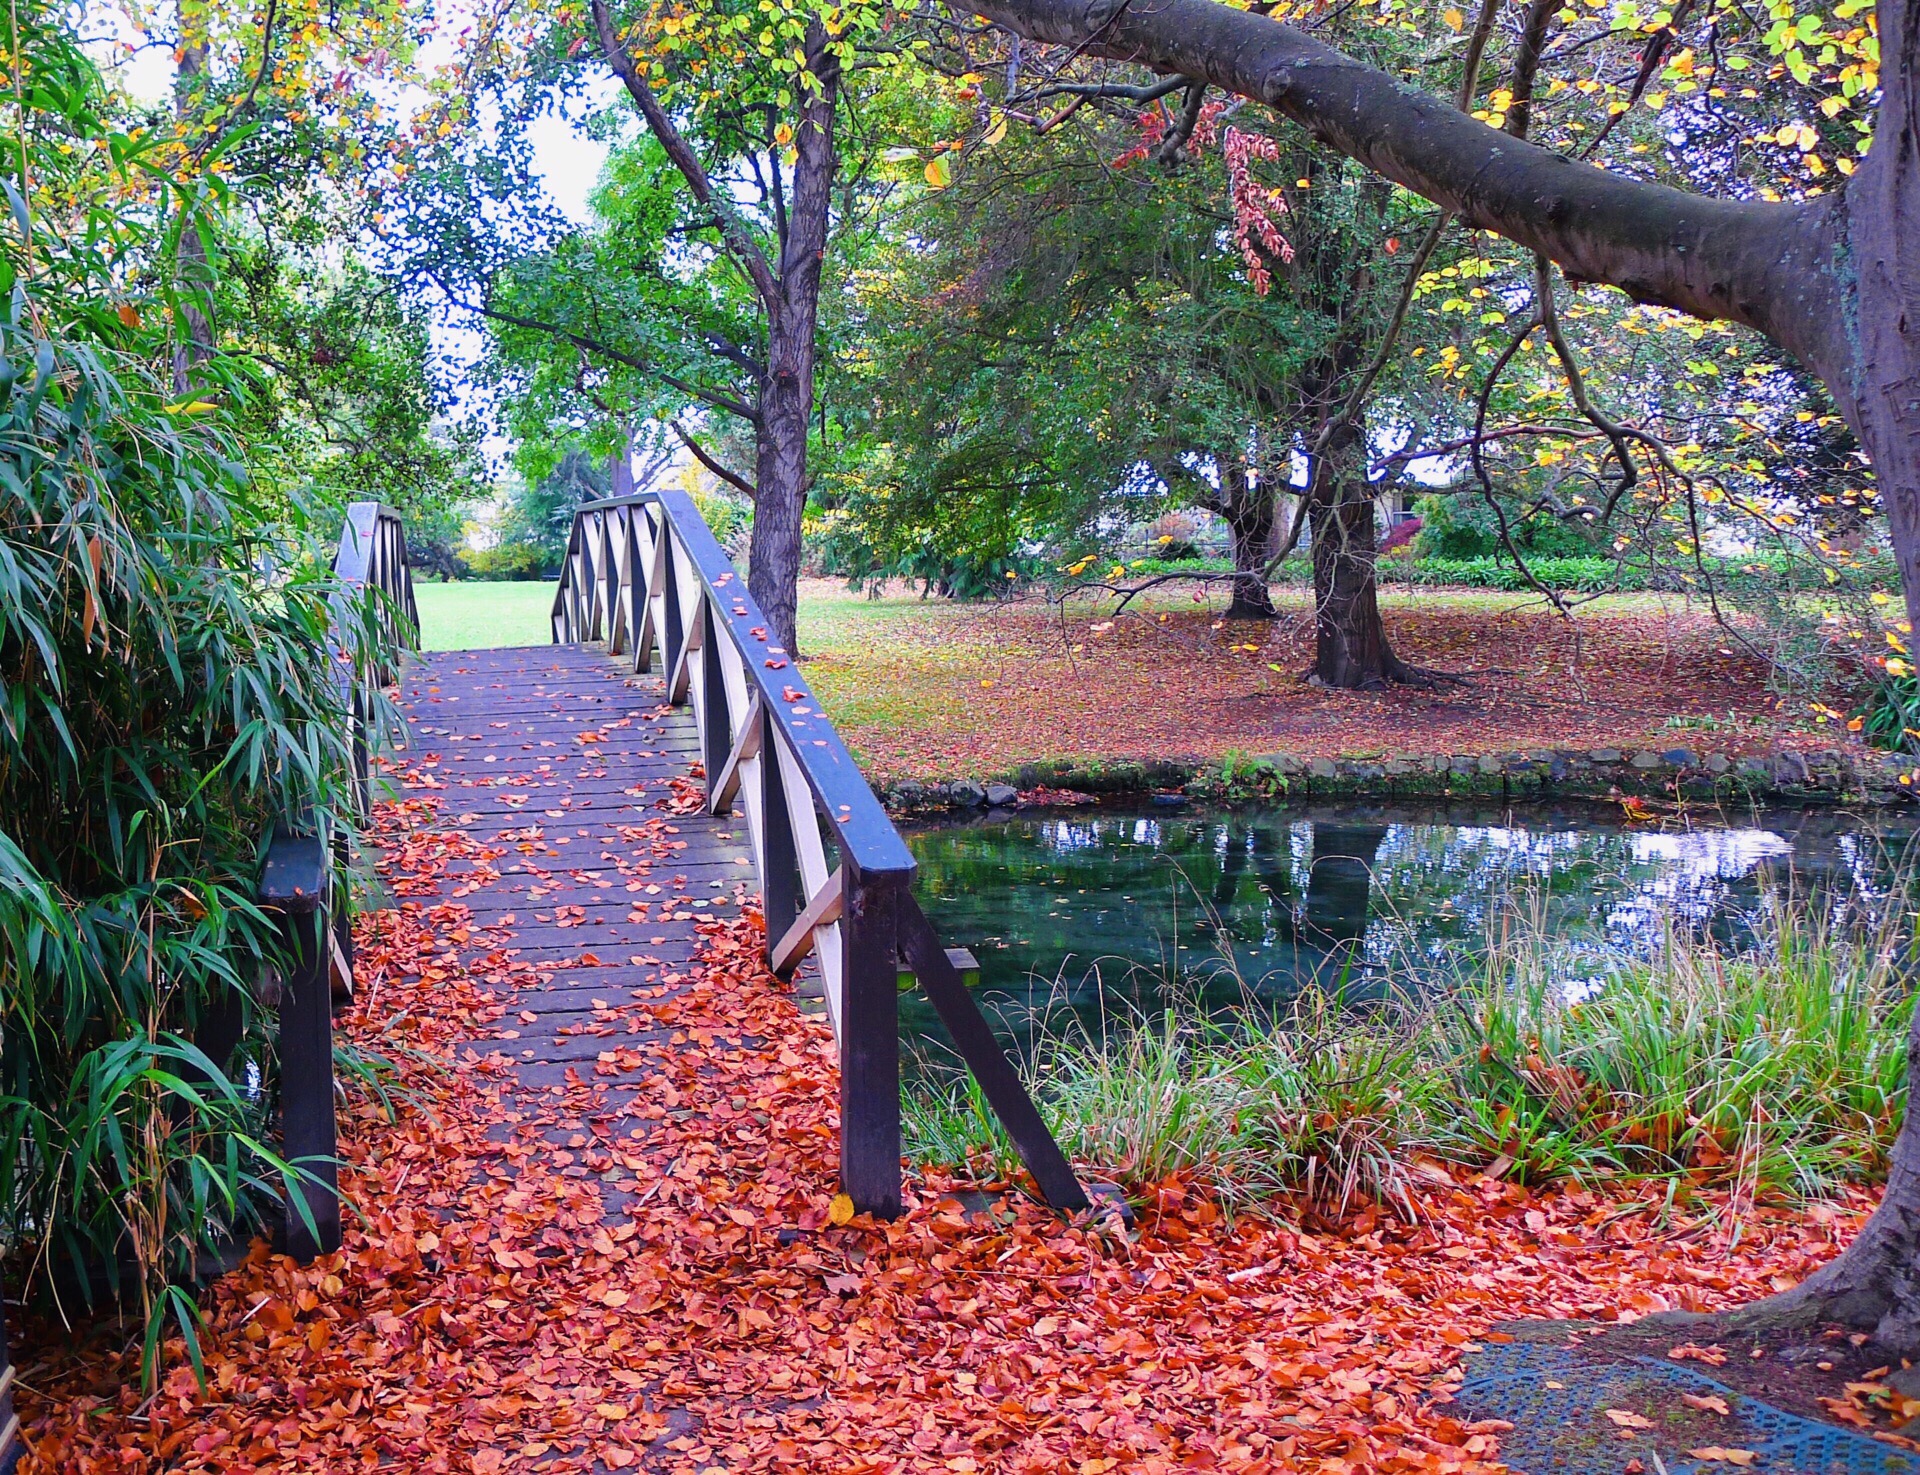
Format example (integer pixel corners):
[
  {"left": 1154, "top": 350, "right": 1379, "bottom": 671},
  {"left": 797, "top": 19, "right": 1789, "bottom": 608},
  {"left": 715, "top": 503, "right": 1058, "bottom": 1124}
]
[{"left": 0, "top": 6, "right": 383, "bottom": 1375}]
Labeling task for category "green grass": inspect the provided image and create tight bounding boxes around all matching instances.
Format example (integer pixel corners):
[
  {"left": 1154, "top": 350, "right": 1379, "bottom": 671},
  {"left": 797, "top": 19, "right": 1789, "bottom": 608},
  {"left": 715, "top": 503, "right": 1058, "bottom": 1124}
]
[
  {"left": 1444, "top": 897, "right": 1914, "bottom": 1199},
  {"left": 908, "top": 984, "right": 1440, "bottom": 1216},
  {"left": 412, "top": 572, "right": 1710, "bottom": 658},
  {"left": 905, "top": 892, "right": 1916, "bottom": 1216},
  {"left": 411, "top": 577, "right": 956, "bottom": 656},
  {"left": 413, "top": 580, "right": 559, "bottom": 650}
]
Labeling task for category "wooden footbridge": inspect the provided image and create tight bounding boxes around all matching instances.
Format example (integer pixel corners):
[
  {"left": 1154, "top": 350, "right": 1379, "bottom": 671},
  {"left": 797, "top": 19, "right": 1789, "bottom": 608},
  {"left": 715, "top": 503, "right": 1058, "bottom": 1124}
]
[
  {"left": 372, "top": 489, "right": 1086, "bottom": 1219},
  {"left": 0, "top": 494, "right": 1086, "bottom": 1472}
]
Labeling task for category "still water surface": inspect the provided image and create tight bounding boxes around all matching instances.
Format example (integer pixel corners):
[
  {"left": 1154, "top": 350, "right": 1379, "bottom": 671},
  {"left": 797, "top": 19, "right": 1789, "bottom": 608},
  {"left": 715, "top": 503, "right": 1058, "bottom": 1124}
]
[{"left": 899, "top": 799, "right": 1917, "bottom": 1055}]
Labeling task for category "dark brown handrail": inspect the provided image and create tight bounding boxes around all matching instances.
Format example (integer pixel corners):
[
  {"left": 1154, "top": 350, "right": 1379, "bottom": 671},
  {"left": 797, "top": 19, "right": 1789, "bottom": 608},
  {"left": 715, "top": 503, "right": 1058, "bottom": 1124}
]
[{"left": 551, "top": 488, "right": 1089, "bottom": 1217}]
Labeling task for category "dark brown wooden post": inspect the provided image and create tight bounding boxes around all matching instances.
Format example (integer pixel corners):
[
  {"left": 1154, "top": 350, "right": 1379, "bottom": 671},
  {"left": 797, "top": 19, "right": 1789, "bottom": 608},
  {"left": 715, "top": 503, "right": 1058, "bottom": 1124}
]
[
  {"left": 260, "top": 830, "right": 341, "bottom": 1262},
  {"left": 699, "top": 603, "right": 729, "bottom": 793},
  {"left": 351, "top": 685, "right": 373, "bottom": 823},
  {"left": 758, "top": 710, "right": 800, "bottom": 964},
  {"left": 0, "top": 1295, "right": 20, "bottom": 1474},
  {"left": 840, "top": 867, "right": 904, "bottom": 1217}
]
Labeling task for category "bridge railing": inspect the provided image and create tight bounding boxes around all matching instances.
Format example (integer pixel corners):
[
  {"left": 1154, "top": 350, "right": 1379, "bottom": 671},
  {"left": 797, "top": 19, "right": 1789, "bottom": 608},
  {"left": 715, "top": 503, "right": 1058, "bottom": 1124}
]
[
  {"left": 332, "top": 502, "right": 419, "bottom": 821},
  {"left": 266, "top": 502, "right": 419, "bottom": 1257},
  {"left": 552, "top": 490, "right": 1088, "bottom": 1217},
  {"left": 265, "top": 502, "right": 417, "bottom": 1255}
]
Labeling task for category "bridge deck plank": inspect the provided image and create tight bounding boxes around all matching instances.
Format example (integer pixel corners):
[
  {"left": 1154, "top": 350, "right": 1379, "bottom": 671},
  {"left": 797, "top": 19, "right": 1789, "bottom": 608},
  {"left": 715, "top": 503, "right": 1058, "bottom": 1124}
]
[{"left": 380, "top": 643, "right": 759, "bottom": 1103}]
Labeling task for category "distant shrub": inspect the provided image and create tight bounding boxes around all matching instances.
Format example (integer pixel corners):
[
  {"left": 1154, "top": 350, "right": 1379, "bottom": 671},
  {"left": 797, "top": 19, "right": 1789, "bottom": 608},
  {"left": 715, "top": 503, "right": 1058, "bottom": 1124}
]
[
  {"left": 1855, "top": 674, "right": 1920, "bottom": 755},
  {"left": 692, "top": 487, "right": 752, "bottom": 558},
  {"left": 1388, "top": 555, "right": 1640, "bottom": 591},
  {"left": 1413, "top": 492, "right": 1599, "bottom": 561},
  {"left": 1117, "top": 555, "right": 1235, "bottom": 578},
  {"left": 465, "top": 543, "right": 553, "bottom": 581},
  {"left": 1059, "top": 550, "right": 1899, "bottom": 598}
]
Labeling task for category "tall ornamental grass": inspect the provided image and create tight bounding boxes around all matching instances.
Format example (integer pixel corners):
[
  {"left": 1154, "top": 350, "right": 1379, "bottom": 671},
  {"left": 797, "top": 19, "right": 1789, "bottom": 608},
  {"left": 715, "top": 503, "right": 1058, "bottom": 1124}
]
[
  {"left": 1, "top": 8, "right": 381, "bottom": 1374},
  {"left": 906, "top": 981, "right": 1448, "bottom": 1217},
  {"left": 904, "top": 893, "right": 1916, "bottom": 1217},
  {"left": 1445, "top": 898, "right": 1913, "bottom": 1199}
]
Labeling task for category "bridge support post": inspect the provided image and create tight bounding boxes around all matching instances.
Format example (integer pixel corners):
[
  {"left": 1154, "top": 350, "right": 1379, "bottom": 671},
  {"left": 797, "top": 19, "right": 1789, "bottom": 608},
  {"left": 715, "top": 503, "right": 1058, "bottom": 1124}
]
[
  {"left": 261, "top": 829, "right": 342, "bottom": 1262},
  {"left": 840, "top": 867, "right": 904, "bottom": 1218}
]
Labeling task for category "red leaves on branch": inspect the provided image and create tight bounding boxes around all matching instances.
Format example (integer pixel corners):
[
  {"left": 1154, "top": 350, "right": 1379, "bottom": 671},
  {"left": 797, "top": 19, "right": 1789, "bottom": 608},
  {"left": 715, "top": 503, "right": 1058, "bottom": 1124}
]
[
  {"left": 1109, "top": 106, "right": 1292, "bottom": 290},
  {"left": 1224, "top": 127, "right": 1294, "bottom": 291}
]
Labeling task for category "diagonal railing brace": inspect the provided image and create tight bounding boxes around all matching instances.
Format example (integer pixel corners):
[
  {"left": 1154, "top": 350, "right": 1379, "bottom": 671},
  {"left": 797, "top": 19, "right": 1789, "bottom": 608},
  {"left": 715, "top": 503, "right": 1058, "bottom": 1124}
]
[{"left": 896, "top": 895, "right": 1091, "bottom": 1212}]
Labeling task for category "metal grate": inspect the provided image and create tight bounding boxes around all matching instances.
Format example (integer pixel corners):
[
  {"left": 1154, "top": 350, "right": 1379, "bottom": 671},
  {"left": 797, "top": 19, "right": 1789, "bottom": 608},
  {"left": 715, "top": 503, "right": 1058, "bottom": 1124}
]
[{"left": 1456, "top": 1339, "right": 1919, "bottom": 1475}]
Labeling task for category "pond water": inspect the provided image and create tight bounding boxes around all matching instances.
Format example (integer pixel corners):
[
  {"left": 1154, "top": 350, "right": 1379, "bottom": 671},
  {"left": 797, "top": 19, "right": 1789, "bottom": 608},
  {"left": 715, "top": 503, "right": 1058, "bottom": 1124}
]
[{"left": 899, "top": 799, "right": 1919, "bottom": 1058}]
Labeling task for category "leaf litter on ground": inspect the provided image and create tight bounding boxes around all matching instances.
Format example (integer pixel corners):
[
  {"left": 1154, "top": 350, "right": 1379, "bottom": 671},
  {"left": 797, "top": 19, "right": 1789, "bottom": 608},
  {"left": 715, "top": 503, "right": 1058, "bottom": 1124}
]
[{"left": 11, "top": 790, "right": 1881, "bottom": 1474}]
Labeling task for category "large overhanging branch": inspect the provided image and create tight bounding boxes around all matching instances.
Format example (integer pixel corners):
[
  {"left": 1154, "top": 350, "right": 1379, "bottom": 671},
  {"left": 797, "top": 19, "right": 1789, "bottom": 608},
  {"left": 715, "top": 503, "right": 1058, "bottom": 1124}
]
[
  {"left": 669, "top": 419, "right": 757, "bottom": 497},
  {"left": 959, "top": 0, "right": 1849, "bottom": 380}
]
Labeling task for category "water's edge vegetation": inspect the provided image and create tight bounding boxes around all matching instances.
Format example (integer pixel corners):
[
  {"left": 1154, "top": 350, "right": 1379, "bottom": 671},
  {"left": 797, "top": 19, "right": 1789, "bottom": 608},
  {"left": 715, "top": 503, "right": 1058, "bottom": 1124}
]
[{"left": 903, "top": 895, "right": 1916, "bottom": 1217}]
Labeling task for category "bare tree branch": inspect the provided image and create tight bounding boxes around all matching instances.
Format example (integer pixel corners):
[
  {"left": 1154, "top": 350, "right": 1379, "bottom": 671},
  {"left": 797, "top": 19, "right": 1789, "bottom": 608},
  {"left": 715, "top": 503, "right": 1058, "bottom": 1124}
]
[
  {"left": 1368, "top": 423, "right": 1603, "bottom": 478},
  {"left": 191, "top": 0, "right": 277, "bottom": 162},
  {"left": 669, "top": 419, "right": 757, "bottom": 497},
  {"left": 1155, "top": 82, "right": 1209, "bottom": 166},
  {"left": 1030, "top": 76, "right": 1190, "bottom": 103},
  {"left": 1504, "top": 0, "right": 1558, "bottom": 139},
  {"left": 1581, "top": 0, "right": 1696, "bottom": 155}
]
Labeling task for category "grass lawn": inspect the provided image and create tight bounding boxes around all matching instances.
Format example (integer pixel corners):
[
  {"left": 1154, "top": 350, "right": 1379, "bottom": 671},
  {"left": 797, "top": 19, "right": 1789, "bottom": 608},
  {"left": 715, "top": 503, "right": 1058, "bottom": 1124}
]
[
  {"left": 409, "top": 574, "right": 1828, "bottom": 780},
  {"left": 414, "top": 580, "right": 558, "bottom": 650}
]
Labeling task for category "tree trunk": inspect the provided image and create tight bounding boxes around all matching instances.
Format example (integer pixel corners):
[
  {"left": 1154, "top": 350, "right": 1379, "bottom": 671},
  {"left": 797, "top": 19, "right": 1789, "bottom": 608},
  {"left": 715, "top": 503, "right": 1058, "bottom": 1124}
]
[
  {"left": 1306, "top": 421, "right": 1409, "bottom": 688},
  {"left": 741, "top": 28, "right": 839, "bottom": 657},
  {"left": 608, "top": 422, "right": 636, "bottom": 499},
  {"left": 594, "top": 3, "right": 839, "bottom": 658},
  {"left": 1652, "top": 0, "right": 1920, "bottom": 1350},
  {"left": 1829, "top": 0, "right": 1920, "bottom": 644},
  {"left": 1731, "top": 1033, "right": 1920, "bottom": 1348},
  {"left": 749, "top": 311, "right": 812, "bottom": 657},
  {"left": 1220, "top": 456, "right": 1278, "bottom": 620}
]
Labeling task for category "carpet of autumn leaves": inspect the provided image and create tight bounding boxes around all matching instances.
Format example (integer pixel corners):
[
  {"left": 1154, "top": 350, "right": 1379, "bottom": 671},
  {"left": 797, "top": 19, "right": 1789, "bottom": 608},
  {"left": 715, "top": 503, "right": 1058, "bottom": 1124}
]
[
  {"left": 13, "top": 799, "right": 1879, "bottom": 1474},
  {"left": 799, "top": 583, "right": 1825, "bottom": 782}
]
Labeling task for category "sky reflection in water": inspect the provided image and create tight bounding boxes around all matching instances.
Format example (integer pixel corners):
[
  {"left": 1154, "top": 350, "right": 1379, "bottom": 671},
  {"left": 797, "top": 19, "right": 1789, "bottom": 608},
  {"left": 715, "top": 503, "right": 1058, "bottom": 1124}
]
[{"left": 899, "top": 800, "right": 1916, "bottom": 1055}]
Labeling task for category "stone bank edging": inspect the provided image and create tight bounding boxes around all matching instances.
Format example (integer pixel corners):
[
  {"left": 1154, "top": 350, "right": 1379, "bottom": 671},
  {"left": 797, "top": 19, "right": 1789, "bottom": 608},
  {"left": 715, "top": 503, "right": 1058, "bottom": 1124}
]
[{"left": 879, "top": 746, "right": 1918, "bottom": 813}]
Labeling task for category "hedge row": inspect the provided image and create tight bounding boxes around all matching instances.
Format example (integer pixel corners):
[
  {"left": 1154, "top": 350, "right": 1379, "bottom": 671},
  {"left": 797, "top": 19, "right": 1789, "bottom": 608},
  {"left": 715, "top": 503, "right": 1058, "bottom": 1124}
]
[{"left": 1111, "top": 553, "right": 1898, "bottom": 594}]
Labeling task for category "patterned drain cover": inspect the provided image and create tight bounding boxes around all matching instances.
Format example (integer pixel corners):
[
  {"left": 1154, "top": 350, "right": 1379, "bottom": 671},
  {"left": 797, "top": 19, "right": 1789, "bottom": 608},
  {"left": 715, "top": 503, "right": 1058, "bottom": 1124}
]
[{"left": 1456, "top": 1340, "right": 1918, "bottom": 1475}]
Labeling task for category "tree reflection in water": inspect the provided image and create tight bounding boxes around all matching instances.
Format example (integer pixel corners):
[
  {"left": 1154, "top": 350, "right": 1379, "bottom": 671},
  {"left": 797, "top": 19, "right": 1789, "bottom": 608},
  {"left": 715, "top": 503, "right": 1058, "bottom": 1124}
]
[{"left": 898, "top": 801, "right": 1917, "bottom": 1066}]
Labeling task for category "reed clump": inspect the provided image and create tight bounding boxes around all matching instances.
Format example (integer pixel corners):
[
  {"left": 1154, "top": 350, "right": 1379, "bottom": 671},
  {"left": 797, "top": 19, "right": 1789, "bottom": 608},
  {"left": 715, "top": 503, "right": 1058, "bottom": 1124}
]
[{"left": 903, "top": 892, "right": 1916, "bottom": 1215}]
